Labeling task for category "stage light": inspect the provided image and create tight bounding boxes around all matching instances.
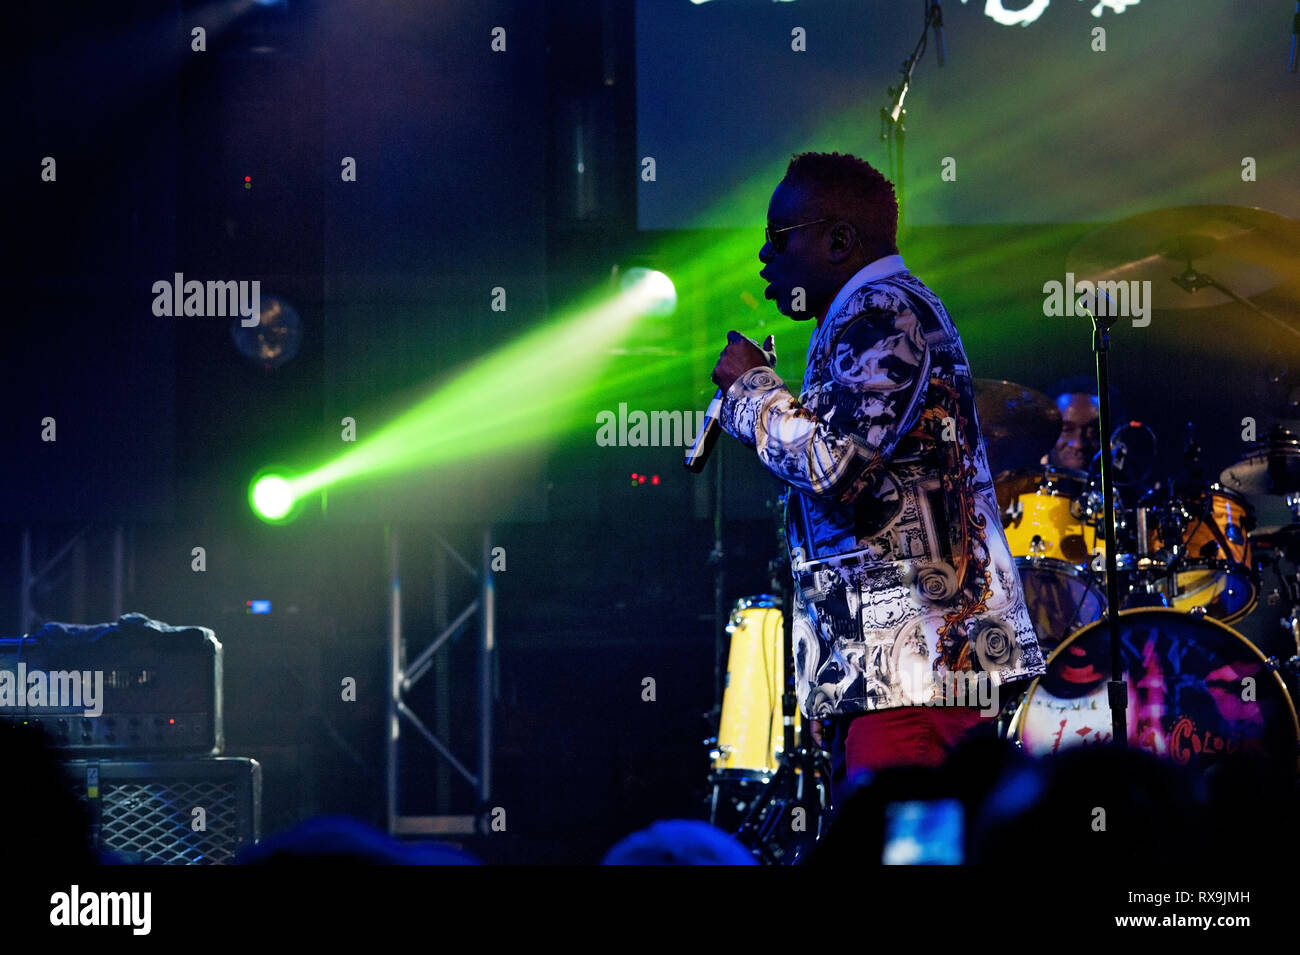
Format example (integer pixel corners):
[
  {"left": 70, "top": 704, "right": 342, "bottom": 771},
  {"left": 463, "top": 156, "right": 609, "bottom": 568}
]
[
  {"left": 249, "top": 471, "right": 297, "bottom": 523},
  {"left": 247, "top": 276, "right": 661, "bottom": 521},
  {"left": 231, "top": 293, "right": 302, "bottom": 370},
  {"left": 619, "top": 267, "right": 677, "bottom": 317}
]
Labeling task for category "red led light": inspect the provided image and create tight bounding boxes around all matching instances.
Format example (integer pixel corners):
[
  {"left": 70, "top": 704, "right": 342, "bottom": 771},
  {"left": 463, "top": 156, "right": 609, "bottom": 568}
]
[
  {"left": 169, "top": 718, "right": 175, "bottom": 725},
  {"left": 651, "top": 475, "right": 660, "bottom": 485},
  {"left": 638, "top": 476, "right": 645, "bottom": 484}
]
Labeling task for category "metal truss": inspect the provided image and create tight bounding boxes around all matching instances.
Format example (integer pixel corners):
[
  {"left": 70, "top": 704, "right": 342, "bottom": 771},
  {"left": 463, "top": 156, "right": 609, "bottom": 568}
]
[{"left": 385, "top": 526, "right": 494, "bottom": 837}]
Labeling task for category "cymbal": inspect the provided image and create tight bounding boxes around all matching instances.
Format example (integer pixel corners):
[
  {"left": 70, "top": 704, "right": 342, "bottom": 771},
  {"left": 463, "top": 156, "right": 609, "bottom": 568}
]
[
  {"left": 1219, "top": 426, "right": 1300, "bottom": 496},
  {"left": 974, "top": 379, "right": 1061, "bottom": 477},
  {"left": 1066, "top": 205, "right": 1300, "bottom": 312}
]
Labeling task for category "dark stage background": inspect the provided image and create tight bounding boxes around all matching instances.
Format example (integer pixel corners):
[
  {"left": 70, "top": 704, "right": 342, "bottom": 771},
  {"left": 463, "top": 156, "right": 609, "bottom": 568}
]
[{"left": 3, "top": 0, "right": 1299, "bottom": 864}]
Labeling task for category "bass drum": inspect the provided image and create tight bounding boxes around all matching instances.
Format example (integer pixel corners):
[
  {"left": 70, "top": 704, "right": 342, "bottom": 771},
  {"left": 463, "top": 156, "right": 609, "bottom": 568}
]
[
  {"left": 713, "top": 596, "right": 799, "bottom": 777},
  {"left": 1015, "top": 556, "right": 1106, "bottom": 655},
  {"left": 1015, "top": 609, "right": 1299, "bottom": 771}
]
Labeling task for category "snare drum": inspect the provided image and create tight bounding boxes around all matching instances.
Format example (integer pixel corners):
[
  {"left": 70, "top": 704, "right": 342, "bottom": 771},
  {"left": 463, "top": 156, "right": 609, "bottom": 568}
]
[
  {"left": 1014, "top": 609, "right": 1299, "bottom": 770},
  {"left": 713, "top": 596, "right": 799, "bottom": 776},
  {"left": 1139, "top": 484, "right": 1257, "bottom": 622}
]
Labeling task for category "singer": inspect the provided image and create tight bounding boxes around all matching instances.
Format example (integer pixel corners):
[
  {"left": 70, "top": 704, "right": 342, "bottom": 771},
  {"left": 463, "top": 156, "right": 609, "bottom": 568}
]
[{"left": 709, "top": 152, "right": 1045, "bottom": 801}]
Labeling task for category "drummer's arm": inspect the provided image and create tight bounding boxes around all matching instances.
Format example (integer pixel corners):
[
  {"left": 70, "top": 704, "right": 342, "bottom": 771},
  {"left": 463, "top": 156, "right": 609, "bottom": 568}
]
[{"left": 719, "top": 301, "right": 931, "bottom": 506}]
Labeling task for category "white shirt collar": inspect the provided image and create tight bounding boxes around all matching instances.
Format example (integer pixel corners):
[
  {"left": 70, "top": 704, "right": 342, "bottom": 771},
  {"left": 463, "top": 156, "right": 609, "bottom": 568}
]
[{"left": 820, "top": 254, "right": 908, "bottom": 326}]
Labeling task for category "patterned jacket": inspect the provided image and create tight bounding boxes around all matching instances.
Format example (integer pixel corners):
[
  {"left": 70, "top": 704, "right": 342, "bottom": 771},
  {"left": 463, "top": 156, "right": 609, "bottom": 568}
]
[{"left": 720, "top": 256, "right": 1046, "bottom": 719}]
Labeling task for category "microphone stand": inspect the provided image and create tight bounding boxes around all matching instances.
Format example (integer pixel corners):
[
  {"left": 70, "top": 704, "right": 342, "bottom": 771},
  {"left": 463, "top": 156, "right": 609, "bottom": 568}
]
[
  {"left": 1080, "top": 297, "right": 1128, "bottom": 748},
  {"left": 881, "top": 1, "right": 944, "bottom": 231},
  {"left": 733, "top": 494, "right": 832, "bottom": 864},
  {"left": 709, "top": 445, "right": 726, "bottom": 727}
]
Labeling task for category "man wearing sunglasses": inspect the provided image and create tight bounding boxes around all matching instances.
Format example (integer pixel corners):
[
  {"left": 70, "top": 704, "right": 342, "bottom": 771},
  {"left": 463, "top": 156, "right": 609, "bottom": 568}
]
[{"left": 710, "top": 152, "right": 1045, "bottom": 802}]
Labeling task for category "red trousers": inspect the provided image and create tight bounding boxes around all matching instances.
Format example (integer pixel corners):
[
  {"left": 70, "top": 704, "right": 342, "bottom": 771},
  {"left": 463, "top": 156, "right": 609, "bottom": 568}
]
[{"left": 829, "top": 706, "right": 993, "bottom": 801}]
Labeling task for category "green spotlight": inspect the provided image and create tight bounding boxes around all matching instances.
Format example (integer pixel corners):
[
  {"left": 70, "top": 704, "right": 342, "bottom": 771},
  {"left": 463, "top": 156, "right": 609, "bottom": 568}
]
[
  {"left": 620, "top": 267, "right": 677, "bottom": 317},
  {"left": 245, "top": 269, "right": 684, "bottom": 515},
  {"left": 249, "top": 471, "right": 298, "bottom": 523}
]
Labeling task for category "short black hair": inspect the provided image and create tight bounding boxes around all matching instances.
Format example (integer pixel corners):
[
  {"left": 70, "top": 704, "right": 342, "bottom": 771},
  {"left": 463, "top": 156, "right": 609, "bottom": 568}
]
[
  {"left": 1049, "top": 375, "right": 1098, "bottom": 400},
  {"left": 782, "top": 152, "right": 899, "bottom": 259},
  {"left": 1049, "top": 375, "right": 1130, "bottom": 425}
]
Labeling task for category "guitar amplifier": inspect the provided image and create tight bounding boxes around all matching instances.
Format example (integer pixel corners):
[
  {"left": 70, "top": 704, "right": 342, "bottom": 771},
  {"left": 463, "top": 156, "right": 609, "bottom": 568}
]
[
  {"left": 62, "top": 757, "right": 261, "bottom": 865},
  {"left": 0, "top": 612, "right": 222, "bottom": 756}
]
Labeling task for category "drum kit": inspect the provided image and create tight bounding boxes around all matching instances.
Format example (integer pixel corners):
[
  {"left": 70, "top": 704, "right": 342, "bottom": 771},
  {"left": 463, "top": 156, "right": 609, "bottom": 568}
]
[
  {"left": 702, "top": 204, "right": 1300, "bottom": 860},
  {"left": 981, "top": 382, "right": 1300, "bottom": 769}
]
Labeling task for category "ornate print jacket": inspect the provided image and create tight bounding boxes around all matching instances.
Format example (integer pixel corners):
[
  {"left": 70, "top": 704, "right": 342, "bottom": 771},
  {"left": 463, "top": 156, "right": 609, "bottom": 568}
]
[{"left": 720, "top": 260, "right": 1046, "bottom": 718}]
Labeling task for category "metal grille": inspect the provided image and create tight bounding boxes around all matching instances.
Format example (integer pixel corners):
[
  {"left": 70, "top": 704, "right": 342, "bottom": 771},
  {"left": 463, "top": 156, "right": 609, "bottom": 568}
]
[
  {"left": 65, "top": 758, "right": 260, "bottom": 865},
  {"left": 100, "top": 779, "right": 242, "bottom": 864}
]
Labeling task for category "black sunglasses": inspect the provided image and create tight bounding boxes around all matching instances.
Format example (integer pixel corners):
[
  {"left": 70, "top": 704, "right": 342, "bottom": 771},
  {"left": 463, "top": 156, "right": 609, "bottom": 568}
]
[{"left": 764, "top": 217, "right": 830, "bottom": 253}]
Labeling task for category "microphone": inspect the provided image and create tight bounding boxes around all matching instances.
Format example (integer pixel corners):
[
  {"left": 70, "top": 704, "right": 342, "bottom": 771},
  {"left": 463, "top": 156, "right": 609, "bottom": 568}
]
[
  {"left": 1111, "top": 435, "right": 1128, "bottom": 473},
  {"left": 684, "top": 389, "right": 724, "bottom": 473},
  {"left": 685, "top": 332, "right": 776, "bottom": 473},
  {"left": 932, "top": 1, "right": 946, "bottom": 67},
  {"left": 1075, "top": 283, "right": 1118, "bottom": 320}
]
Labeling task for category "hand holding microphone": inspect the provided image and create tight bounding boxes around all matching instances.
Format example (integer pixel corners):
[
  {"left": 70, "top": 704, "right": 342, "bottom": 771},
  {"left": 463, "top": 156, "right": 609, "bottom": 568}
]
[
  {"left": 711, "top": 330, "right": 776, "bottom": 393},
  {"left": 685, "top": 331, "right": 777, "bottom": 473}
]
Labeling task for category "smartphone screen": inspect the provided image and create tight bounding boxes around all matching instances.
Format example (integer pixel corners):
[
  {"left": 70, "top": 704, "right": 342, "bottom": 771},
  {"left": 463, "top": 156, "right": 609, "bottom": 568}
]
[{"left": 881, "top": 799, "right": 964, "bottom": 865}]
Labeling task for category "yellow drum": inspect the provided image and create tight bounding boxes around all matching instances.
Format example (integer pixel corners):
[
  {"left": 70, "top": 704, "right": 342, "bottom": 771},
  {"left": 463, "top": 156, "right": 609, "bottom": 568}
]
[
  {"left": 1000, "top": 467, "right": 1101, "bottom": 565},
  {"left": 712, "top": 596, "right": 799, "bottom": 776},
  {"left": 1139, "top": 484, "right": 1257, "bottom": 622}
]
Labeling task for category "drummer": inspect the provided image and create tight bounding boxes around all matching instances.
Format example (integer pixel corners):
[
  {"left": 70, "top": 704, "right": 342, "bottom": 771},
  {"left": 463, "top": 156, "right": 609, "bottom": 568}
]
[{"left": 1041, "top": 379, "right": 1100, "bottom": 471}]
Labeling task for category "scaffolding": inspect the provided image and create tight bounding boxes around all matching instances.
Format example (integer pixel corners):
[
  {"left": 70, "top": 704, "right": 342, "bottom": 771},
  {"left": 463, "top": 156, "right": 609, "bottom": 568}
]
[{"left": 385, "top": 526, "right": 494, "bottom": 837}]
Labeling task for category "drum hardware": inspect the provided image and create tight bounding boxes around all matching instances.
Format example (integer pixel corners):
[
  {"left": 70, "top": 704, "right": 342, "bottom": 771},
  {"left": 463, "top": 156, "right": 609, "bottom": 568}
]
[
  {"left": 1107, "top": 420, "right": 1159, "bottom": 489},
  {"left": 1004, "top": 497, "right": 1023, "bottom": 523},
  {"left": 1120, "top": 578, "right": 1171, "bottom": 611},
  {"left": 1002, "top": 466, "right": 1099, "bottom": 566},
  {"left": 723, "top": 590, "right": 833, "bottom": 865},
  {"left": 1130, "top": 482, "right": 1258, "bottom": 622},
  {"left": 1065, "top": 205, "right": 1300, "bottom": 324},
  {"left": 707, "top": 497, "right": 832, "bottom": 864},
  {"left": 1248, "top": 526, "right": 1300, "bottom": 698}
]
